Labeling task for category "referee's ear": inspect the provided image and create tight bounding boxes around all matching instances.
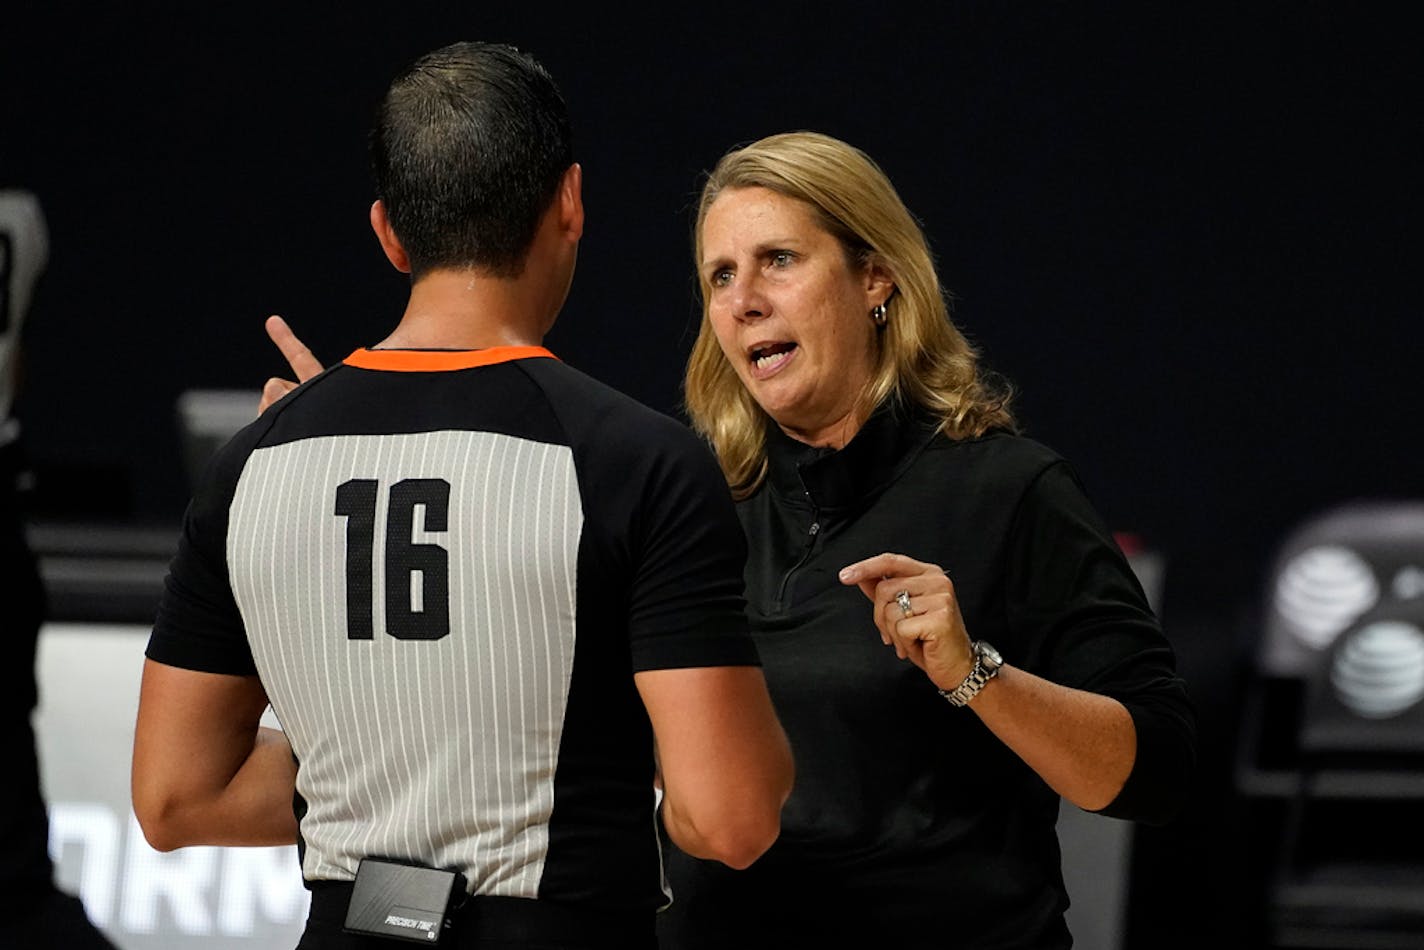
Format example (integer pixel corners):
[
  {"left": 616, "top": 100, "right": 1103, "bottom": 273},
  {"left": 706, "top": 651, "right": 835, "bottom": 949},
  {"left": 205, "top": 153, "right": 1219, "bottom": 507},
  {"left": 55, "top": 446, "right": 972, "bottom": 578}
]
[
  {"left": 369, "top": 199, "right": 411, "bottom": 274},
  {"left": 557, "top": 162, "right": 584, "bottom": 243}
]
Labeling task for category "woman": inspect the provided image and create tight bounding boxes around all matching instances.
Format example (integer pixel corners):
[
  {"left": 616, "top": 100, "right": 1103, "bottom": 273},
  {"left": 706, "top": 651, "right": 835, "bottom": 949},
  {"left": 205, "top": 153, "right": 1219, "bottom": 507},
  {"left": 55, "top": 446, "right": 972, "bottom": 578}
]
[{"left": 660, "top": 131, "right": 1195, "bottom": 947}]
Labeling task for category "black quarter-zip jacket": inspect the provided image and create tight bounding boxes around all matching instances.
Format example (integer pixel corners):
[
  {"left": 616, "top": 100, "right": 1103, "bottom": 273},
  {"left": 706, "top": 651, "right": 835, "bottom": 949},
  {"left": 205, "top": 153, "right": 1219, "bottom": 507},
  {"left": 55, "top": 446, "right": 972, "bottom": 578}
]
[{"left": 662, "top": 403, "right": 1195, "bottom": 948}]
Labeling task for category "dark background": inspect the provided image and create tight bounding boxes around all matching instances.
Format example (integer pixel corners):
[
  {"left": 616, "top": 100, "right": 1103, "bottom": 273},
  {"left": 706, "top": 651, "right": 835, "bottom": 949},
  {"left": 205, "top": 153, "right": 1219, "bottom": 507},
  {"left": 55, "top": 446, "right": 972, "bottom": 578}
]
[{"left": 3, "top": 2, "right": 1419, "bottom": 945}]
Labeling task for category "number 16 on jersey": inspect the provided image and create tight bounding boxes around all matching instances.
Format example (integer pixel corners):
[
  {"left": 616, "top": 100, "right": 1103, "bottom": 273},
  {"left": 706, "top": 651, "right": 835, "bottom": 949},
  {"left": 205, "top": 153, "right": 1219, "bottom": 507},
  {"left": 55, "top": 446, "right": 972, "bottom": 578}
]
[{"left": 334, "top": 478, "right": 453, "bottom": 641}]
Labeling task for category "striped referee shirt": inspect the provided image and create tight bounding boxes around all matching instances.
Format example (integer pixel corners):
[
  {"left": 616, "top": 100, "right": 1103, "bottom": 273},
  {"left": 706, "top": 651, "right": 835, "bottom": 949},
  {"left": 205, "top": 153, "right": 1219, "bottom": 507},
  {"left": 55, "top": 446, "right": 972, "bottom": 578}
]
[{"left": 147, "top": 346, "right": 759, "bottom": 910}]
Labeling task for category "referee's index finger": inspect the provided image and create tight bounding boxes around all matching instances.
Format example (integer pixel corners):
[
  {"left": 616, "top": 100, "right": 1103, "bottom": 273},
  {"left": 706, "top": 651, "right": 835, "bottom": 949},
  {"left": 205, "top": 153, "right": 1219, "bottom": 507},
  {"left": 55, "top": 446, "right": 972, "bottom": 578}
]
[{"left": 265, "top": 315, "right": 325, "bottom": 382}]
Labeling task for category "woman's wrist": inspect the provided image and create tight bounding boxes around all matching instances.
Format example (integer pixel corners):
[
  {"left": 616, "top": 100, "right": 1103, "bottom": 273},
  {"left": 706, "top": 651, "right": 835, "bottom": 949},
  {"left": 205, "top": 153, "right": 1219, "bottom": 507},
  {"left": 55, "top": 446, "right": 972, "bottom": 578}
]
[{"left": 926, "top": 636, "right": 976, "bottom": 692}]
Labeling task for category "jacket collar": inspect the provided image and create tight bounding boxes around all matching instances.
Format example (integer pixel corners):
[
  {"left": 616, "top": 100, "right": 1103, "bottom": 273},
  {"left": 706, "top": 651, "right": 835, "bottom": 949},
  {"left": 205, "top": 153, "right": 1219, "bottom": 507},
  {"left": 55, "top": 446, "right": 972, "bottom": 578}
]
[{"left": 764, "top": 401, "right": 941, "bottom": 510}]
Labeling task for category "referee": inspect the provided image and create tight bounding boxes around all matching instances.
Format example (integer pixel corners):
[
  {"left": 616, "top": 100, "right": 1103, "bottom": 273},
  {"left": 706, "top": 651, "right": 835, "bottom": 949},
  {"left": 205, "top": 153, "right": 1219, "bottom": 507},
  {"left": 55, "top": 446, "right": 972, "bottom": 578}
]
[{"left": 132, "top": 42, "right": 792, "bottom": 949}]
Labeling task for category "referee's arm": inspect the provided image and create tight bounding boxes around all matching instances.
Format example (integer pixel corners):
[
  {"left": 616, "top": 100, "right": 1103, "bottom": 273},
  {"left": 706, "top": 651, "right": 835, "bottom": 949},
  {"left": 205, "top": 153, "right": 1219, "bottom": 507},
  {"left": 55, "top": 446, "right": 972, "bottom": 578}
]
[
  {"left": 131, "top": 659, "right": 299, "bottom": 852},
  {"left": 637, "top": 665, "right": 793, "bottom": 869}
]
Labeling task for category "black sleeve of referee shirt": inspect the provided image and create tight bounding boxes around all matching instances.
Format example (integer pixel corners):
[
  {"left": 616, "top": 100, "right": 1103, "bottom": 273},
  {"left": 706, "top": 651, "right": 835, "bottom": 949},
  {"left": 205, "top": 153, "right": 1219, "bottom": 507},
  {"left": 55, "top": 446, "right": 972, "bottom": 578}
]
[
  {"left": 514, "top": 358, "right": 760, "bottom": 674},
  {"left": 623, "top": 422, "right": 761, "bottom": 672},
  {"left": 146, "top": 419, "right": 271, "bottom": 677}
]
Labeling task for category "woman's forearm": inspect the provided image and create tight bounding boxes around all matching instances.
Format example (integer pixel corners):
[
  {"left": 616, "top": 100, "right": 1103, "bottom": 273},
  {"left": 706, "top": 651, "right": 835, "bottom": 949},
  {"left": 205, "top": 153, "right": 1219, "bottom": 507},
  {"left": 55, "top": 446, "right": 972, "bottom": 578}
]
[{"left": 965, "top": 665, "right": 1136, "bottom": 811}]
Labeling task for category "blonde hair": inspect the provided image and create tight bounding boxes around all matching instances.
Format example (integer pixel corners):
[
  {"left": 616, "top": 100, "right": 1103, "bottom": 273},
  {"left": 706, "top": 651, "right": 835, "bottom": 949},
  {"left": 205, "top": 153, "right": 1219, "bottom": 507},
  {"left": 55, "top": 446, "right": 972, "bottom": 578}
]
[{"left": 685, "top": 131, "right": 1015, "bottom": 498}]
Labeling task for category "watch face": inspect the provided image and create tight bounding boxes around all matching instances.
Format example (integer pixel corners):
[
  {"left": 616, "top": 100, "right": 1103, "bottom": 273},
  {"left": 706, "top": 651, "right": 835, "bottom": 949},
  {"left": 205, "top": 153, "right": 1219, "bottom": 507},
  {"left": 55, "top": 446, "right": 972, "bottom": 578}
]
[{"left": 978, "top": 641, "right": 1003, "bottom": 669}]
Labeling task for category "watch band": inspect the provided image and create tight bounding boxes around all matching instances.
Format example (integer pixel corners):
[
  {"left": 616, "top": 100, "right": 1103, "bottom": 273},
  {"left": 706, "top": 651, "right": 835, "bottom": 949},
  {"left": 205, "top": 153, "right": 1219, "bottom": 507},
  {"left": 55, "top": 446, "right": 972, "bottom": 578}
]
[{"left": 938, "top": 640, "right": 1003, "bottom": 707}]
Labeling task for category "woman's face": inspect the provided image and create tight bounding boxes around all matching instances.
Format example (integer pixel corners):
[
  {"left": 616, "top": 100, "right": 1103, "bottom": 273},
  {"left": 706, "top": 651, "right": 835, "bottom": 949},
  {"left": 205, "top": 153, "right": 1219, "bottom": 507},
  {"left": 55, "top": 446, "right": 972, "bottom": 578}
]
[{"left": 700, "top": 186, "right": 891, "bottom": 447}]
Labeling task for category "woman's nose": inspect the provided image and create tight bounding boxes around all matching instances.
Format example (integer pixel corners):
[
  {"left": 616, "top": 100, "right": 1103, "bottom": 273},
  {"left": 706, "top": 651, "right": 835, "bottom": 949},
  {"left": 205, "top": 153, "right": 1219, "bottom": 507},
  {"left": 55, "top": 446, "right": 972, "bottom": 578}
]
[{"left": 728, "top": 274, "right": 769, "bottom": 321}]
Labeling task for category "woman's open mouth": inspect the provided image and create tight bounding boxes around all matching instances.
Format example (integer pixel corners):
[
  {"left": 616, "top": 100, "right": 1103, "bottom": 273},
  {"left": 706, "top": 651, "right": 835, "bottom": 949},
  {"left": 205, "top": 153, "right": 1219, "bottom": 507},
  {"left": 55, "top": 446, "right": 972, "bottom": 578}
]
[{"left": 749, "top": 342, "right": 798, "bottom": 379}]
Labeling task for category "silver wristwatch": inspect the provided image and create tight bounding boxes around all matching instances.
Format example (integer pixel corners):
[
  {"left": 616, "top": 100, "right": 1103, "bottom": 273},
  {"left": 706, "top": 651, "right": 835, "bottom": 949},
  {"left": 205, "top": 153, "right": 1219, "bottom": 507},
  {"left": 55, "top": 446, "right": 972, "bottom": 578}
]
[{"left": 938, "top": 640, "right": 1003, "bottom": 707}]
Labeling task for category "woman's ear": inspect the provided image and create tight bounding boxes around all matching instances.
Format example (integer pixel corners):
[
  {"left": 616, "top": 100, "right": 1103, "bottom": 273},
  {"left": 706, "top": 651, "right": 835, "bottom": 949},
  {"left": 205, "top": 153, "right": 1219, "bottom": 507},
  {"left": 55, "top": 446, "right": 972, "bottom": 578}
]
[{"left": 865, "top": 259, "right": 896, "bottom": 309}]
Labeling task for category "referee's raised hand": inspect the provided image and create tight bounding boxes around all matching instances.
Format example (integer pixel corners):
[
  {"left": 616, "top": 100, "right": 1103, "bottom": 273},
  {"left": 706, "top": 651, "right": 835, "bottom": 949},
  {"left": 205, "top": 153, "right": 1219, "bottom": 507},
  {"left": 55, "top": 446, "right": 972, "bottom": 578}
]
[{"left": 258, "top": 315, "right": 325, "bottom": 414}]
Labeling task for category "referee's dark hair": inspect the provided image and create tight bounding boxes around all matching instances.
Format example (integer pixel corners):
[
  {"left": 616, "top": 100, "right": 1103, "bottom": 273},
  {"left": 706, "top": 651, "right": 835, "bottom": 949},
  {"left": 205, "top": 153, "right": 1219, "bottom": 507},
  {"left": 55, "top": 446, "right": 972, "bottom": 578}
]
[{"left": 370, "top": 41, "right": 573, "bottom": 279}]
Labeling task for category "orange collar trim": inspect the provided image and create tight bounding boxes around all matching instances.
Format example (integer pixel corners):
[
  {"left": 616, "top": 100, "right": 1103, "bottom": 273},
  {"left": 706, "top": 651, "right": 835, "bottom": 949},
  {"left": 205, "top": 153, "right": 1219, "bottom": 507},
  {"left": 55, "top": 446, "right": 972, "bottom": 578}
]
[{"left": 343, "top": 345, "right": 558, "bottom": 372}]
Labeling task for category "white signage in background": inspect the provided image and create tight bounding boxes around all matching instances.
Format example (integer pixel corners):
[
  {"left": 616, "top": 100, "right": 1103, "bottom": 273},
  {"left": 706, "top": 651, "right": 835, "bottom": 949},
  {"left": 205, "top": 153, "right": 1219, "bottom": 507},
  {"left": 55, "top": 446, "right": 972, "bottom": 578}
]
[
  {"left": 49, "top": 804, "right": 308, "bottom": 941},
  {"left": 36, "top": 624, "right": 310, "bottom": 948},
  {"left": 50, "top": 803, "right": 120, "bottom": 927},
  {"left": 217, "top": 843, "right": 311, "bottom": 934}
]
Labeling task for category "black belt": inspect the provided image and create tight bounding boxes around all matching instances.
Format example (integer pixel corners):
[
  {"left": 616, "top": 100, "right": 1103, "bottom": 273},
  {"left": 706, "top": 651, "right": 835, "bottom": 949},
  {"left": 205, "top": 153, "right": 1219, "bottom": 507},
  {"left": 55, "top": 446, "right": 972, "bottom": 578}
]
[{"left": 305, "top": 882, "right": 656, "bottom": 949}]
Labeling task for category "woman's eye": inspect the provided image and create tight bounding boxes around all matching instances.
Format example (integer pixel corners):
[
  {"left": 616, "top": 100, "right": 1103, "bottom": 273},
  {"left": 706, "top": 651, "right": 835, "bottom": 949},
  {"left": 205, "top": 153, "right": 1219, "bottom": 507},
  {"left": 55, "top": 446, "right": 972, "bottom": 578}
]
[
  {"left": 711, "top": 268, "right": 733, "bottom": 287},
  {"left": 771, "top": 251, "right": 794, "bottom": 267}
]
